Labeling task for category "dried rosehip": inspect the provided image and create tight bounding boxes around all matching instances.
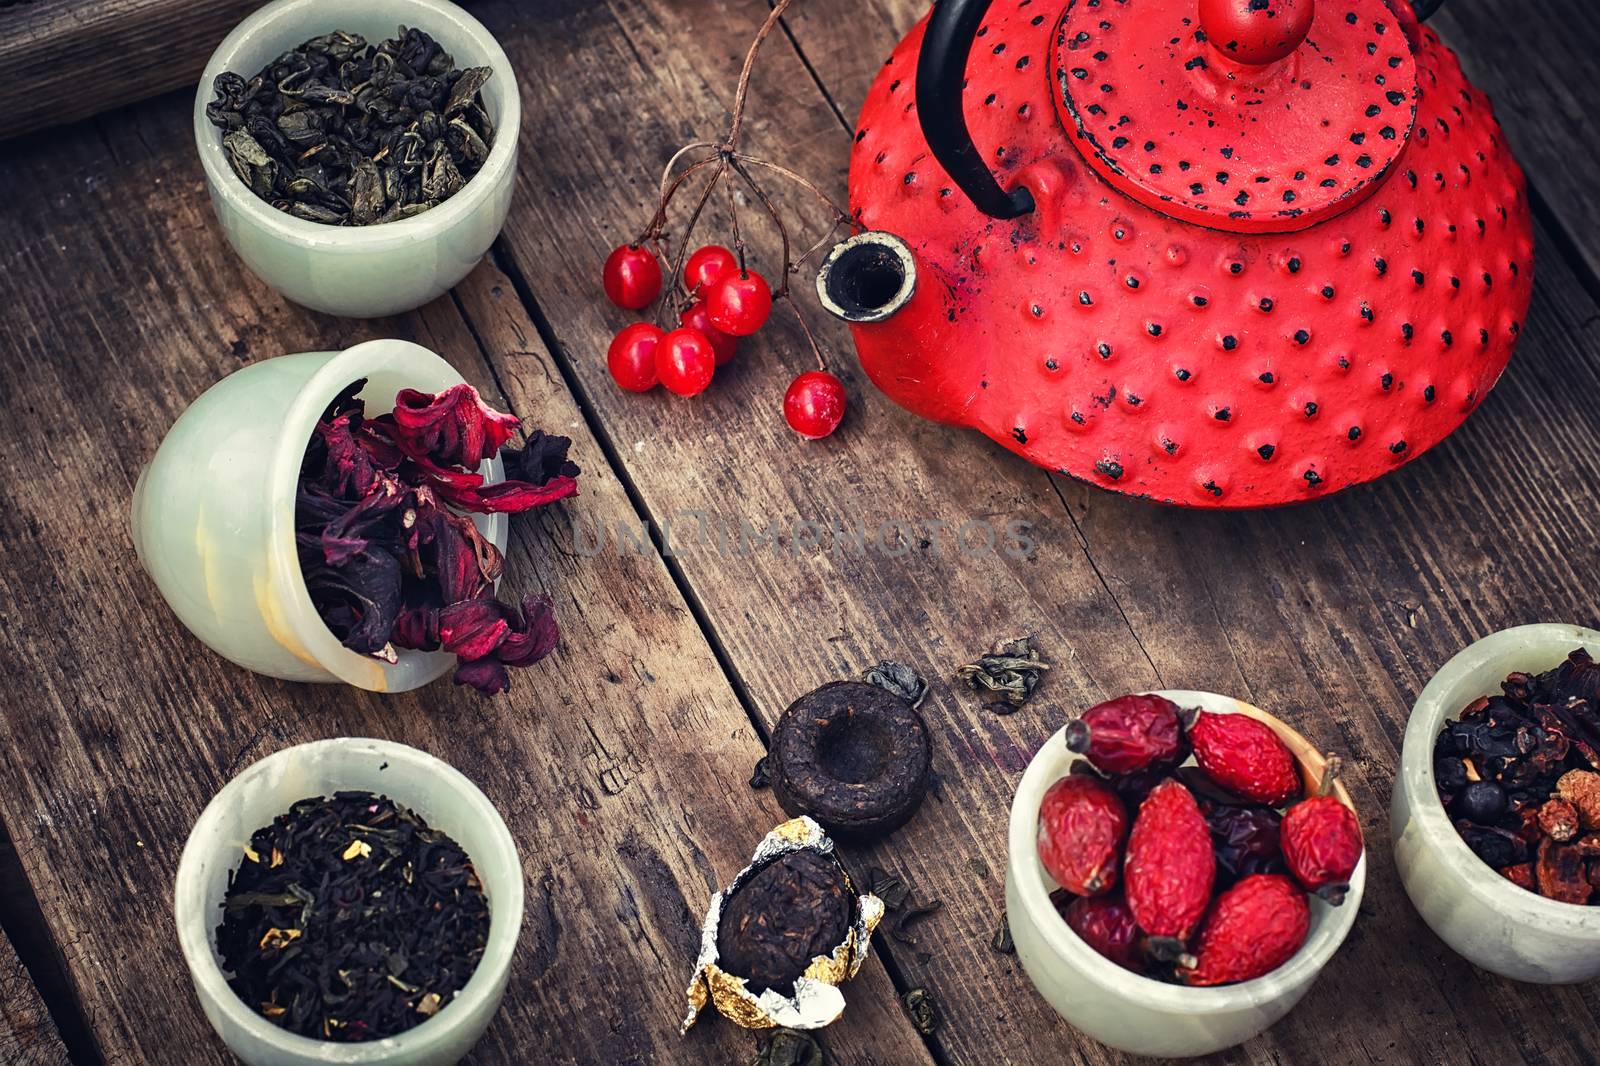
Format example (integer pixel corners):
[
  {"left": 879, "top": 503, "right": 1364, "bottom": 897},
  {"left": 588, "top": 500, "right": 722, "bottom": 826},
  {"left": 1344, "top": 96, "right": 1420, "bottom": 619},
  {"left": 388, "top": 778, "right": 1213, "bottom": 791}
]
[
  {"left": 1180, "top": 874, "right": 1310, "bottom": 987},
  {"left": 1064, "top": 694, "right": 1189, "bottom": 776},
  {"left": 1037, "top": 775, "right": 1129, "bottom": 896},
  {"left": 1125, "top": 780, "right": 1215, "bottom": 957},
  {"left": 1062, "top": 891, "right": 1142, "bottom": 972},
  {"left": 1281, "top": 795, "right": 1362, "bottom": 905},
  {"left": 1538, "top": 798, "right": 1581, "bottom": 842},
  {"left": 1502, "top": 862, "right": 1536, "bottom": 892},
  {"left": 1203, "top": 802, "right": 1286, "bottom": 887},
  {"left": 1062, "top": 688, "right": 1190, "bottom": 771},
  {"left": 1189, "top": 711, "right": 1301, "bottom": 806},
  {"left": 1536, "top": 838, "right": 1592, "bottom": 905},
  {"left": 1557, "top": 770, "right": 1600, "bottom": 830}
]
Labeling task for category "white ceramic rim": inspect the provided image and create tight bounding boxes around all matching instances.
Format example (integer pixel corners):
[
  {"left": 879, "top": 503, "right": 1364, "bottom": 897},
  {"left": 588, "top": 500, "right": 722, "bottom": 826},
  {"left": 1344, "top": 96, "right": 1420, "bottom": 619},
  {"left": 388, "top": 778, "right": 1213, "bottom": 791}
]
[
  {"left": 192, "top": 0, "right": 520, "bottom": 251},
  {"left": 1008, "top": 689, "right": 1367, "bottom": 1013},
  {"left": 1401, "top": 623, "right": 1600, "bottom": 930},
  {"left": 173, "top": 737, "right": 524, "bottom": 1061},
  {"left": 264, "top": 338, "right": 507, "bottom": 690}
]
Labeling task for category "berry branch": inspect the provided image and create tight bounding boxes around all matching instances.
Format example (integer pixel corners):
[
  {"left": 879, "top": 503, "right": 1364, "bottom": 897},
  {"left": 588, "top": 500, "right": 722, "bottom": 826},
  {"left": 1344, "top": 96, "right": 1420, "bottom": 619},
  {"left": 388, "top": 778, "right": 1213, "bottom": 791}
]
[{"left": 600, "top": 0, "right": 853, "bottom": 437}]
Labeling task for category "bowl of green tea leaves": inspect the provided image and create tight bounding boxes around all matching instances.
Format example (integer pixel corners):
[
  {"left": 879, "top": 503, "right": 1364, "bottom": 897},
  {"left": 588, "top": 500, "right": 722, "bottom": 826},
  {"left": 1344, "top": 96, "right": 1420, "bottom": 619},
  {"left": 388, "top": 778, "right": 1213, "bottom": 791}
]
[{"left": 193, "top": 0, "right": 519, "bottom": 317}]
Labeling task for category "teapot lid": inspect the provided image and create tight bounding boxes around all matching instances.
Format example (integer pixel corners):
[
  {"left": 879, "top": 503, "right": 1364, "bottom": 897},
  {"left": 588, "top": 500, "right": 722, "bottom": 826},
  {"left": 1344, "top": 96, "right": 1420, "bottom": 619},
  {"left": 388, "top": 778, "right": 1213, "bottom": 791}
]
[{"left": 1052, "top": 0, "right": 1417, "bottom": 233}]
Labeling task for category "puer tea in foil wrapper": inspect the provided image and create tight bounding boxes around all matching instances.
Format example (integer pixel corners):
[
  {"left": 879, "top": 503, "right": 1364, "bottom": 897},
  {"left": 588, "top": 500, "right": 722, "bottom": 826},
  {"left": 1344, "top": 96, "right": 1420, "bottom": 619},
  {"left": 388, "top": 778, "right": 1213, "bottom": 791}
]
[{"left": 681, "top": 816, "right": 884, "bottom": 1032}]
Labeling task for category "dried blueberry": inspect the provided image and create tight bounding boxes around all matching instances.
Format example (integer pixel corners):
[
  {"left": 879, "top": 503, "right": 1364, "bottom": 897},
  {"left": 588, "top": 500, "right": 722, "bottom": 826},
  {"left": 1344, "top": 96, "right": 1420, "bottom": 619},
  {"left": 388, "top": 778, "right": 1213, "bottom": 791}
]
[
  {"left": 1457, "top": 824, "right": 1523, "bottom": 868},
  {"left": 1452, "top": 781, "right": 1507, "bottom": 824},
  {"left": 1434, "top": 756, "right": 1468, "bottom": 791}
]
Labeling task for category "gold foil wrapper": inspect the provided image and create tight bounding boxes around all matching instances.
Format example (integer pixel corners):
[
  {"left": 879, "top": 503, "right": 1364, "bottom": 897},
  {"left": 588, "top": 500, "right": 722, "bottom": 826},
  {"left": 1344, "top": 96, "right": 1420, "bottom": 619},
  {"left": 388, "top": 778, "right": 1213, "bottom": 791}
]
[{"left": 681, "top": 816, "right": 885, "bottom": 1033}]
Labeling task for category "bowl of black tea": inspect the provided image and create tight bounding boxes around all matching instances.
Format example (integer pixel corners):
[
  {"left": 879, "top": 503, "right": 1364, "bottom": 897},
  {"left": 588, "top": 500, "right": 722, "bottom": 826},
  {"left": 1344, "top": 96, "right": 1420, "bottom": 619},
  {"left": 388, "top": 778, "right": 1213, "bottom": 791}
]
[
  {"left": 175, "top": 738, "right": 523, "bottom": 1065},
  {"left": 194, "top": 0, "right": 519, "bottom": 318}
]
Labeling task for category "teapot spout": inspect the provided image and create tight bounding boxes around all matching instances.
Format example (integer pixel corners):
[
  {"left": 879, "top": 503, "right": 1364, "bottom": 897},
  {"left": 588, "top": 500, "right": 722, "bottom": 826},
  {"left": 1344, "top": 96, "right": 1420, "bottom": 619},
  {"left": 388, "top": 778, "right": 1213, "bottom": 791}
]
[{"left": 816, "top": 231, "right": 917, "bottom": 323}]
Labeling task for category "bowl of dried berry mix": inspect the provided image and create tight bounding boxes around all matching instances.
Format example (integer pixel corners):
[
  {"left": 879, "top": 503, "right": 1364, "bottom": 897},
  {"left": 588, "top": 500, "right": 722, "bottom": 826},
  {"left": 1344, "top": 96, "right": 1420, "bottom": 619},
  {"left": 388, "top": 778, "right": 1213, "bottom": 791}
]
[
  {"left": 194, "top": 0, "right": 519, "bottom": 317},
  {"left": 1006, "top": 691, "right": 1365, "bottom": 1058},
  {"left": 1393, "top": 623, "right": 1600, "bottom": 983}
]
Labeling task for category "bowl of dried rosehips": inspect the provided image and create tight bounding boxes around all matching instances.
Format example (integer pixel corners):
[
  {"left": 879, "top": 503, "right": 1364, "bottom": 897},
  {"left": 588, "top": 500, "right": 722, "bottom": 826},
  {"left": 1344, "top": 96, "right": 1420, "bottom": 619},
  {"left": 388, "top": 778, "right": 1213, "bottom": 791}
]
[
  {"left": 1006, "top": 691, "right": 1366, "bottom": 1058},
  {"left": 1393, "top": 623, "right": 1600, "bottom": 983},
  {"left": 133, "top": 339, "right": 579, "bottom": 695}
]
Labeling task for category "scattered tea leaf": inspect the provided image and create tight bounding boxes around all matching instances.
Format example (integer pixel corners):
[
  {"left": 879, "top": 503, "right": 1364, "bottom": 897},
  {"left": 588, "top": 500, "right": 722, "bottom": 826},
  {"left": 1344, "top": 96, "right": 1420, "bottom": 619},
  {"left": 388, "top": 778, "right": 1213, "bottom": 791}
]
[
  {"left": 866, "top": 866, "right": 910, "bottom": 911},
  {"left": 750, "top": 756, "right": 771, "bottom": 790},
  {"left": 991, "top": 910, "right": 1014, "bottom": 954},
  {"left": 861, "top": 660, "right": 929, "bottom": 708},
  {"left": 891, "top": 899, "right": 943, "bottom": 945},
  {"left": 957, "top": 637, "right": 1049, "bottom": 707},
  {"left": 902, "top": 988, "right": 939, "bottom": 1036},
  {"left": 752, "top": 1029, "right": 825, "bottom": 1066}
]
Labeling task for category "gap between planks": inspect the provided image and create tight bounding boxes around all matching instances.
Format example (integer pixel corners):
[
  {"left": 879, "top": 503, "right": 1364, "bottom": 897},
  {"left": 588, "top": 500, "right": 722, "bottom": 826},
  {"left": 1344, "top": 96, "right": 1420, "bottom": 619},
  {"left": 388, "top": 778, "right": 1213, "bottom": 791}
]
[{"left": 476, "top": 241, "right": 956, "bottom": 1064}]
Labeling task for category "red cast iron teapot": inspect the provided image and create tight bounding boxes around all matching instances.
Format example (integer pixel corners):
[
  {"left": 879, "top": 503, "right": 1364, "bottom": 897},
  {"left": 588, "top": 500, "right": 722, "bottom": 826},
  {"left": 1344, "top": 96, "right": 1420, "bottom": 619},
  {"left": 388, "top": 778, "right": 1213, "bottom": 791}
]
[{"left": 817, "top": 0, "right": 1533, "bottom": 507}]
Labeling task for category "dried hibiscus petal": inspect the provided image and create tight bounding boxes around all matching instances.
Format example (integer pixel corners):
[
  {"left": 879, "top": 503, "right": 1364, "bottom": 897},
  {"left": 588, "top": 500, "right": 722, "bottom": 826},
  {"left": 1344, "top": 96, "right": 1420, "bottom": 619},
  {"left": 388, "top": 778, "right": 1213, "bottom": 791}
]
[
  {"left": 300, "top": 547, "right": 402, "bottom": 657},
  {"left": 320, "top": 475, "right": 409, "bottom": 565},
  {"left": 390, "top": 384, "right": 520, "bottom": 467},
  {"left": 450, "top": 593, "right": 559, "bottom": 694},
  {"left": 436, "top": 473, "right": 579, "bottom": 514},
  {"left": 504, "top": 430, "right": 580, "bottom": 485},
  {"left": 439, "top": 596, "right": 513, "bottom": 662},
  {"left": 295, "top": 381, "right": 576, "bottom": 696}
]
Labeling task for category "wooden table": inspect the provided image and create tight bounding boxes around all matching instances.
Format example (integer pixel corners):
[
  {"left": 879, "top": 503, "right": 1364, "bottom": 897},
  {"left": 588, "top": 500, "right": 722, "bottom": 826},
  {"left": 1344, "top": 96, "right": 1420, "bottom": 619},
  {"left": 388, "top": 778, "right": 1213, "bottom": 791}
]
[{"left": 1, "top": 1, "right": 1597, "bottom": 1063}]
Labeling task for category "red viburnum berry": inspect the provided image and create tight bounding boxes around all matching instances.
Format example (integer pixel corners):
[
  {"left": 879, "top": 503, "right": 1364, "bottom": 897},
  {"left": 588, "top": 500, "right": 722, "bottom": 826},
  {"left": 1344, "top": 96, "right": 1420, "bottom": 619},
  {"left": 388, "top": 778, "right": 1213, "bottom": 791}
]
[
  {"left": 679, "top": 301, "right": 739, "bottom": 366},
  {"left": 1125, "top": 780, "right": 1216, "bottom": 958},
  {"left": 1065, "top": 694, "right": 1191, "bottom": 776},
  {"left": 602, "top": 244, "right": 662, "bottom": 310},
  {"left": 607, "top": 323, "right": 663, "bottom": 392},
  {"left": 684, "top": 244, "right": 738, "bottom": 295},
  {"left": 1037, "top": 774, "right": 1129, "bottom": 896},
  {"left": 1189, "top": 711, "right": 1302, "bottom": 806},
  {"left": 655, "top": 327, "right": 716, "bottom": 396},
  {"left": 1180, "top": 874, "right": 1310, "bottom": 986},
  {"left": 783, "top": 371, "right": 847, "bottom": 439},
  {"left": 705, "top": 269, "right": 772, "bottom": 336}
]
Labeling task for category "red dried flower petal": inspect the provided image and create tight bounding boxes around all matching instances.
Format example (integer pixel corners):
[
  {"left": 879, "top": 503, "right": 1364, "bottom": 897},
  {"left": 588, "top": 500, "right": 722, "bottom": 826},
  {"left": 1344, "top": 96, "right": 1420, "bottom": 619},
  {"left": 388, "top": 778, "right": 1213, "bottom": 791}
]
[
  {"left": 438, "top": 597, "right": 511, "bottom": 661},
  {"left": 497, "top": 593, "right": 559, "bottom": 667},
  {"left": 390, "top": 385, "right": 520, "bottom": 467},
  {"left": 454, "top": 657, "right": 511, "bottom": 695},
  {"left": 320, "top": 475, "right": 409, "bottom": 566},
  {"left": 315, "top": 413, "right": 384, "bottom": 497},
  {"left": 437, "top": 474, "right": 579, "bottom": 515},
  {"left": 503, "top": 430, "right": 580, "bottom": 486},
  {"left": 392, "top": 600, "right": 440, "bottom": 651}
]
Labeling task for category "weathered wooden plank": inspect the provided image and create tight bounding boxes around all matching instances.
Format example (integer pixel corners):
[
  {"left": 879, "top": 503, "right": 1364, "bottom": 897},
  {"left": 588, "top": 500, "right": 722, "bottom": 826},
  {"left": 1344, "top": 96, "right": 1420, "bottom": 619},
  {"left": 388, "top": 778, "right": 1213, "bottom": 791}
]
[
  {"left": 487, "top": 0, "right": 1600, "bottom": 1062},
  {"left": 1432, "top": 0, "right": 1600, "bottom": 286},
  {"left": 0, "top": 91, "right": 933, "bottom": 1066},
  {"left": 0, "top": 0, "right": 260, "bottom": 141},
  {"left": 0, "top": 926, "right": 70, "bottom": 1066}
]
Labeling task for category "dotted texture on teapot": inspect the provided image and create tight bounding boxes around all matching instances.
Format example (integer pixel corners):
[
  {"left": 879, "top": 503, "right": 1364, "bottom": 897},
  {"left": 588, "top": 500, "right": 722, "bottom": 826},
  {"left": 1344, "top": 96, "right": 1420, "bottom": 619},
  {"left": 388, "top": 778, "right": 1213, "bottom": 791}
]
[{"left": 845, "top": 0, "right": 1533, "bottom": 508}]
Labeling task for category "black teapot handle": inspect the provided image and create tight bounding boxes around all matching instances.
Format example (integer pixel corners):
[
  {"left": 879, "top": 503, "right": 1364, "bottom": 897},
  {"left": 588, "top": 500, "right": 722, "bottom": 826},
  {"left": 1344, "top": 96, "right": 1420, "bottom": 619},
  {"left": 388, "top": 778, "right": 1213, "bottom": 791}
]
[
  {"left": 915, "top": 0, "right": 1035, "bottom": 219},
  {"left": 1413, "top": 0, "right": 1445, "bottom": 18}
]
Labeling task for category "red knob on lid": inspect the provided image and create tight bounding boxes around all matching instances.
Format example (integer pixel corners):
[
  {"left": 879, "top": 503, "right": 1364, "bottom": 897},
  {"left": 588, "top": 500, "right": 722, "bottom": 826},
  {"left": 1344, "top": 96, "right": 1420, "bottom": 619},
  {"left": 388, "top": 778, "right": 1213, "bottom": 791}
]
[{"left": 1199, "top": 0, "right": 1315, "bottom": 65}]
